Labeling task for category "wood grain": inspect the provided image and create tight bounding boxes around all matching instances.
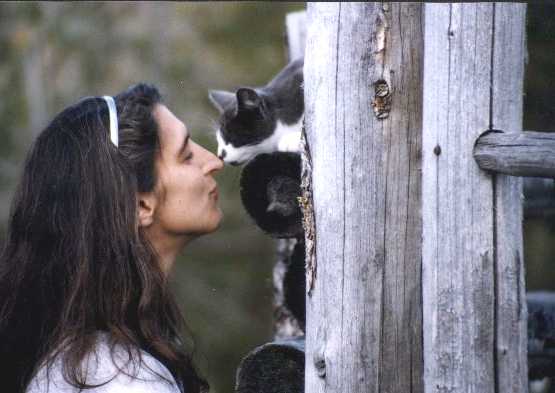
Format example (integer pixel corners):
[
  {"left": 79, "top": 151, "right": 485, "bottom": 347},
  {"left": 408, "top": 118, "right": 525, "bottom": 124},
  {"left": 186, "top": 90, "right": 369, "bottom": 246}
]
[
  {"left": 422, "top": 3, "right": 527, "bottom": 393},
  {"left": 305, "top": 3, "right": 424, "bottom": 392},
  {"left": 474, "top": 130, "right": 555, "bottom": 178},
  {"left": 490, "top": 4, "right": 528, "bottom": 392}
]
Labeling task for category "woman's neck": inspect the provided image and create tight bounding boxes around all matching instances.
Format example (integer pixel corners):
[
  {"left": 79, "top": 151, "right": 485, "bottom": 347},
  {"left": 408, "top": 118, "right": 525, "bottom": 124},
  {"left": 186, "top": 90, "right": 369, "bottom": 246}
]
[{"left": 145, "top": 226, "right": 192, "bottom": 275}]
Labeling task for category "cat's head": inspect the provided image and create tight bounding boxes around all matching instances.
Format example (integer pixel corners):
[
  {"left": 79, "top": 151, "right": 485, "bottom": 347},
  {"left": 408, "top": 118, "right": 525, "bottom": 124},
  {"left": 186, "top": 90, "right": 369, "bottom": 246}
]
[{"left": 209, "top": 88, "right": 276, "bottom": 165}]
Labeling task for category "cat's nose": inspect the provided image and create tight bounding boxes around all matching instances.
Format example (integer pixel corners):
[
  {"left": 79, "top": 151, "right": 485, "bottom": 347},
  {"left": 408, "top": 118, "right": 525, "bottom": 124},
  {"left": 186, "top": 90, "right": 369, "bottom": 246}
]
[{"left": 218, "top": 149, "right": 227, "bottom": 160}]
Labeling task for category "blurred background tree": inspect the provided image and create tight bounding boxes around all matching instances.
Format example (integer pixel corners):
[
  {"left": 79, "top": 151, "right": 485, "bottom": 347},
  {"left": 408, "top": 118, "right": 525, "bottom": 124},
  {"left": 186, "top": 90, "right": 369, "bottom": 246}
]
[{"left": 0, "top": 2, "right": 553, "bottom": 393}]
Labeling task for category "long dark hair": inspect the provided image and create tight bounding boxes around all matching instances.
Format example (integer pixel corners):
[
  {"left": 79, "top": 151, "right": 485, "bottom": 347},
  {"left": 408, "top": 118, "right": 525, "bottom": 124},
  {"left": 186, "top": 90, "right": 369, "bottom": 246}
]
[{"left": 0, "top": 83, "right": 209, "bottom": 393}]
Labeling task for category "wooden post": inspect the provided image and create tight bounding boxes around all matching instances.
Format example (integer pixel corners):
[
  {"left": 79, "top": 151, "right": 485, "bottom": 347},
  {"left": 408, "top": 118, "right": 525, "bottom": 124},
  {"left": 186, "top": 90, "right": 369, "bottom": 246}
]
[
  {"left": 486, "top": 5, "right": 527, "bottom": 391},
  {"left": 304, "top": 3, "right": 424, "bottom": 392},
  {"left": 304, "top": 3, "right": 528, "bottom": 393},
  {"left": 423, "top": 3, "right": 527, "bottom": 392}
]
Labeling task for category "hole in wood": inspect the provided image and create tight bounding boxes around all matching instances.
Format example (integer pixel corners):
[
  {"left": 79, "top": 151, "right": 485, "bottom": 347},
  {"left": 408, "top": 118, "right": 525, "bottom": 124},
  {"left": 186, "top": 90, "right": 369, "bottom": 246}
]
[{"left": 372, "top": 79, "right": 391, "bottom": 120}]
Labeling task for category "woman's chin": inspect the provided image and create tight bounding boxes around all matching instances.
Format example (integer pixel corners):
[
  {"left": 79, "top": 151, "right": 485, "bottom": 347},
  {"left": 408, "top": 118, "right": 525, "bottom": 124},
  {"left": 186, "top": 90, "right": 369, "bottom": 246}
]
[
  {"left": 179, "top": 209, "right": 223, "bottom": 240},
  {"left": 198, "top": 209, "right": 224, "bottom": 235}
]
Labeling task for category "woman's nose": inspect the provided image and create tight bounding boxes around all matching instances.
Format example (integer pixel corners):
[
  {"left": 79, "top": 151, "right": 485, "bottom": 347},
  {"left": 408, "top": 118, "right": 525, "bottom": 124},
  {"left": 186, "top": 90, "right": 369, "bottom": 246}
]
[{"left": 202, "top": 147, "right": 224, "bottom": 175}]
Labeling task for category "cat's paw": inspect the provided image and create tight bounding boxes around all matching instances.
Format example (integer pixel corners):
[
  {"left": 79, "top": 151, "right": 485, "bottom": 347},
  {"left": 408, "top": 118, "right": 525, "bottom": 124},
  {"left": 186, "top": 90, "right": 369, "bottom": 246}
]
[{"left": 278, "top": 132, "right": 301, "bottom": 153}]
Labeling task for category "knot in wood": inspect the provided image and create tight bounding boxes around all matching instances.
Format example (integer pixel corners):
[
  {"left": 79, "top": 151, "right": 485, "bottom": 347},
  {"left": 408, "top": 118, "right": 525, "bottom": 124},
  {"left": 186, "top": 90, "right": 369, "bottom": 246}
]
[
  {"left": 372, "top": 79, "right": 391, "bottom": 120},
  {"left": 314, "top": 357, "right": 326, "bottom": 378},
  {"left": 313, "top": 345, "right": 327, "bottom": 379}
]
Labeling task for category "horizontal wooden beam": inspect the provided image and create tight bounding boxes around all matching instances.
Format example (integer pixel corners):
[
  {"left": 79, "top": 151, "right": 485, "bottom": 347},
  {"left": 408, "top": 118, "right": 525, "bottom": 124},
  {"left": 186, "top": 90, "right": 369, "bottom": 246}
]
[{"left": 474, "top": 130, "right": 555, "bottom": 178}]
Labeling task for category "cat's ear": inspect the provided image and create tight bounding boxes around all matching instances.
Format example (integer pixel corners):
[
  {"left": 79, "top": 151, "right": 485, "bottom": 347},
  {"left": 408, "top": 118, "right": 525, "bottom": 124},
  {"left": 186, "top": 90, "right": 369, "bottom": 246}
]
[
  {"left": 208, "top": 90, "right": 235, "bottom": 113},
  {"left": 236, "top": 88, "right": 261, "bottom": 111}
]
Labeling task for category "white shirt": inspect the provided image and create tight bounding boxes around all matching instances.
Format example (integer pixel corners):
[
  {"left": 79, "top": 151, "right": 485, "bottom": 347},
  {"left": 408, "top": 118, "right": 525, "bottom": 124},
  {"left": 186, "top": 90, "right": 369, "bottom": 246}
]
[{"left": 26, "top": 333, "right": 181, "bottom": 393}]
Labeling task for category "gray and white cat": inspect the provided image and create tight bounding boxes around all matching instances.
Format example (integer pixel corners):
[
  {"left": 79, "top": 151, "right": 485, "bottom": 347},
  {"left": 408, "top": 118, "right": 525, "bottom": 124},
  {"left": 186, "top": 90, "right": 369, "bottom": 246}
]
[{"left": 208, "top": 58, "right": 304, "bottom": 165}]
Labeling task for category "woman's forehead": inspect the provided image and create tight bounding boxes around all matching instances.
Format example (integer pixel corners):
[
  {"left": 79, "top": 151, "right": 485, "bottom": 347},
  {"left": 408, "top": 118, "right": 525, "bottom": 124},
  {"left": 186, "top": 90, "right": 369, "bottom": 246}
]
[{"left": 153, "top": 104, "right": 188, "bottom": 150}]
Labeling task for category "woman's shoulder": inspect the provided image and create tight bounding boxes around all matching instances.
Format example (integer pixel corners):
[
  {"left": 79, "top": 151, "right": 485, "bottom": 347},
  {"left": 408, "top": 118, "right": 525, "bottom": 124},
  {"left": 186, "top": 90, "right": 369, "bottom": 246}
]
[{"left": 26, "top": 332, "right": 181, "bottom": 393}]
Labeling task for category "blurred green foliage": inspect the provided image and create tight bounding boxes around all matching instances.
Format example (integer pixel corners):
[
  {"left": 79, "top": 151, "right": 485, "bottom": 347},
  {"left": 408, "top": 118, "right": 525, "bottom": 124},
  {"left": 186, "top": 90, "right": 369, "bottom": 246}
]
[{"left": 0, "top": 2, "right": 554, "bottom": 393}]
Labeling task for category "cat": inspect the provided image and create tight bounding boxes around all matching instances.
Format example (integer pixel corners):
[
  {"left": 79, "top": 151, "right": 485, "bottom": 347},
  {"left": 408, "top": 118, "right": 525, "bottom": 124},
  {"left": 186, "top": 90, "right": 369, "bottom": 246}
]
[{"left": 208, "top": 57, "right": 304, "bottom": 166}]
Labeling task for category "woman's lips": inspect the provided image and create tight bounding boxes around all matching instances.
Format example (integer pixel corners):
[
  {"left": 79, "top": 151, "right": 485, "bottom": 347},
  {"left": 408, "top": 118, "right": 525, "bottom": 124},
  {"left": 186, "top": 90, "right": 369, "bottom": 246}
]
[{"left": 210, "top": 187, "right": 219, "bottom": 202}]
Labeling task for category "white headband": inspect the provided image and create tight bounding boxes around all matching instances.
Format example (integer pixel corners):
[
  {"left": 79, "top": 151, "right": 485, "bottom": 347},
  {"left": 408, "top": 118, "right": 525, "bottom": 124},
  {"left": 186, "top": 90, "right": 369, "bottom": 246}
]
[{"left": 102, "top": 96, "right": 119, "bottom": 147}]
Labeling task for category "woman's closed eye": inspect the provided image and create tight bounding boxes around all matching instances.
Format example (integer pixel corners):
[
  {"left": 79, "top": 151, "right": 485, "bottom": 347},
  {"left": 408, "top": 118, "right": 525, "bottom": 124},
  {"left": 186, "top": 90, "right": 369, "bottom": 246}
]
[{"left": 182, "top": 142, "right": 194, "bottom": 162}]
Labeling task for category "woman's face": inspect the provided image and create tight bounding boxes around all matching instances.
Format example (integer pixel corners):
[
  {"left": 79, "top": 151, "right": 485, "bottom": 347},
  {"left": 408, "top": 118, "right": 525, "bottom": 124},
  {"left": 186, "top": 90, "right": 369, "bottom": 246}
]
[{"left": 144, "top": 104, "right": 223, "bottom": 247}]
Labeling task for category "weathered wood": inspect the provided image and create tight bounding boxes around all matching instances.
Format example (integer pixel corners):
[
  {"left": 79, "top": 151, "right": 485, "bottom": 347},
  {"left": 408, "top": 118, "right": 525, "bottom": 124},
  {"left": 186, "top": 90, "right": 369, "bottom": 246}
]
[
  {"left": 285, "top": 11, "right": 306, "bottom": 61},
  {"left": 235, "top": 338, "right": 305, "bottom": 393},
  {"left": 305, "top": 3, "right": 424, "bottom": 393},
  {"left": 474, "top": 133, "right": 555, "bottom": 215},
  {"left": 490, "top": 5, "right": 528, "bottom": 392},
  {"left": 238, "top": 292, "right": 555, "bottom": 391},
  {"left": 474, "top": 131, "right": 555, "bottom": 177},
  {"left": 422, "top": 3, "right": 527, "bottom": 393}
]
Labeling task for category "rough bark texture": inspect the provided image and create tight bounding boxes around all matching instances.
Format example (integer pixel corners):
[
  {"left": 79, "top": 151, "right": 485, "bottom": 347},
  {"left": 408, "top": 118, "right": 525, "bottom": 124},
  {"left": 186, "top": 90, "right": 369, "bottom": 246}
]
[
  {"left": 422, "top": 3, "right": 527, "bottom": 393},
  {"left": 474, "top": 131, "right": 555, "bottom": 178},
  {"left": 304, "top": 3, "right": 424, "bottom": 393}
]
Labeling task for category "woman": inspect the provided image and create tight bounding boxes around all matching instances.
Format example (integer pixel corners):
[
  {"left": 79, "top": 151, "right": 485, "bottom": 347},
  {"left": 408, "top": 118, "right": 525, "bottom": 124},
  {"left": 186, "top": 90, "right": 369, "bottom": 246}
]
[{"left": 0, "top": 83, "right": 223, "bottom": 392}]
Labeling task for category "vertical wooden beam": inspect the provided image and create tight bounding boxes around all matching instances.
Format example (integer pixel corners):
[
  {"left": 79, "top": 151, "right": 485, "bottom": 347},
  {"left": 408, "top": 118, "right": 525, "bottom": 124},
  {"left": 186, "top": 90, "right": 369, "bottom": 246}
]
[
  {"left": 422, "top": 4, "right": 495, "bottom": 392},
  {"left": 286, "top": 11, "right": 307, "bottom": 61},
  {"left": 422, "top": 3, "right": 527, "bottom": 393},
  {"left": 304, "top": 3, "right": 424, "bottom": 392},
  {"left": 491, "top": 4, "right": 528, "bottom": 392}
]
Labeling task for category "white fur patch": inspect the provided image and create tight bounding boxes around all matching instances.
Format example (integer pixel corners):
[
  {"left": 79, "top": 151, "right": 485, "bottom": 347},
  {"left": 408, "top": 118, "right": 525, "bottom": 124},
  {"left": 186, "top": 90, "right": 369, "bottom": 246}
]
[
  {"left": 277, "top": 129, "right": 301, "bottom": 152},
  {"left": 217, "top": 116, "right": 303, "bottom": 165}
]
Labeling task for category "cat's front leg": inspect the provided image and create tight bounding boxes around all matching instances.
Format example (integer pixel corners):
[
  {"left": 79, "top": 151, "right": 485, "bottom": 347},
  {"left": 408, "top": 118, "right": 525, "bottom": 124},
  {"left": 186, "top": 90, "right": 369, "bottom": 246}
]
[{"left": 277, "top": 131, "right": 301, "bottom": 153}]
